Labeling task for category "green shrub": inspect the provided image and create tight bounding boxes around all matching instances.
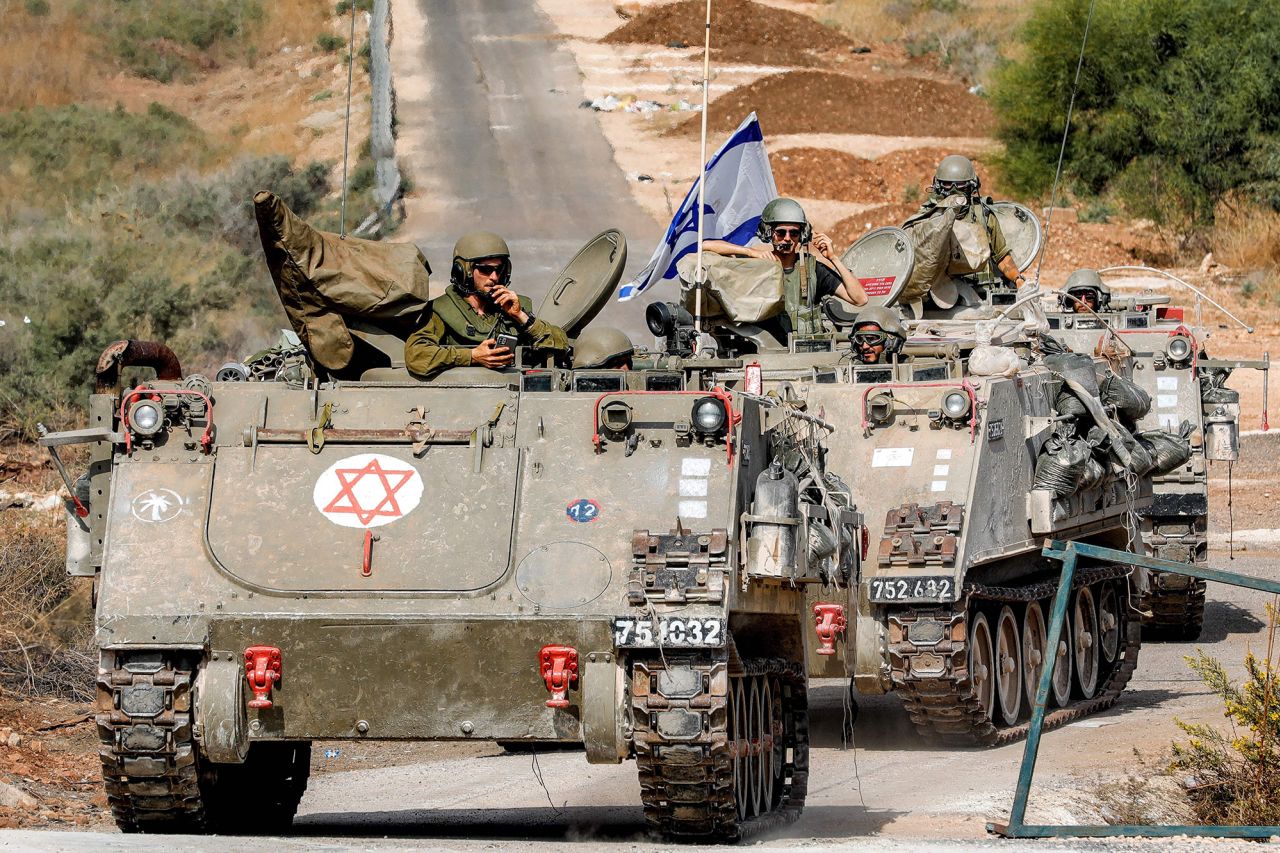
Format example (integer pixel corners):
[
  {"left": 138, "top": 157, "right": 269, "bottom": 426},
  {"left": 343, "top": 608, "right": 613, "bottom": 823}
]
[
  {"left": 87, "top": 0, "right": 266, "bottom": 82},
  {"left": 1171, "top": 626, "right": 1280, "bottom": 825},
  {"left": 0, "top": 156, "right": 330, "bottom": 439},
  {"left": 316, "top": 33, "right": 346, "bottom": 53},
  {"left": 24, "top": 0, "right": 51, "bottom": 15},
  {"left": 334, "top": 0, "right": 373, "bottom": 13},
  {"left": 992, "top": 0, "right": 1280, "bottom": 248},
  {"left": 1078, "top": 198, "right": 1117, "bottom": 224},
  {"left": 0, "top": 102, "right": 210, "bottom": 213}
]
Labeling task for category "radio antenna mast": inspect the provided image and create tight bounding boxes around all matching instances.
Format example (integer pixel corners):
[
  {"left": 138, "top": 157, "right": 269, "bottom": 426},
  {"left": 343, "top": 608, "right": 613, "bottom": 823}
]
[
  {"left": 692, "top": 0, "right": 713, "bottom": 337},
  {"left": 1034, "top": 0, "right": 1098, "bottom": 283}
]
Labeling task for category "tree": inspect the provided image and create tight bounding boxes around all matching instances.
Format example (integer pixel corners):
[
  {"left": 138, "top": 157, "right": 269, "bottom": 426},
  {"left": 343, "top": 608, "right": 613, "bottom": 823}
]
[{"left": 992, "top": 0, "right": 1280, "bottom": 246}]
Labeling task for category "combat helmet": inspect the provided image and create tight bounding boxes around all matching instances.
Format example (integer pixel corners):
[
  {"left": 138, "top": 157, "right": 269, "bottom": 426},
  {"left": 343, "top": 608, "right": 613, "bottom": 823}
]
[
  {"left": 932, "top": 154, "right": 980, "bottom": 198},
  {"left": 853, "top": 305, "right": 907, "bottom": 354},
  {"left": 1062, "top": 268, "right": 1110, "bottom": 310},
  {"left": 573, "top": 326, "right": 634, "bottom": 369},
  {"left": 755, "top": 197, "right": 813, "bottom": 244},
  {"left": 451, "top": 231, "right": 511, "bottom": 289}
]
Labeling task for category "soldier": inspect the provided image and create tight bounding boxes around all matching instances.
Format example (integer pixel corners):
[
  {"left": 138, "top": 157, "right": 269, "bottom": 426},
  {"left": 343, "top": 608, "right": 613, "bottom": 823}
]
[
  {"left": 701, "top": 197, "right": 867, "bottom": 339},
  {"left": 920, "top": 155, "right": 1026, "bottom": 290},
  {"left": 573, "top": 327, "right": 634, "bottom": 370},
  {"left": 405, "top": 232, "right": 568, "bottom": 379},
  {"left": 1061, "top": 268, "right": 1110, "bottom": 313},
  {"left": 851, "top": 305, "right": 907, "bottom": 365}
]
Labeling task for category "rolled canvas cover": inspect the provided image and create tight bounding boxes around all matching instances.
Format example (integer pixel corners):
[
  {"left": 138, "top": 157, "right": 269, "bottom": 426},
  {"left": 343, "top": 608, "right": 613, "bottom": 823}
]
[
  {"left": 254, "top": 191, "right": 431, "bottom": 369},
  {"left": 676, "top": 253, "right": 785, "bottom": 324}
]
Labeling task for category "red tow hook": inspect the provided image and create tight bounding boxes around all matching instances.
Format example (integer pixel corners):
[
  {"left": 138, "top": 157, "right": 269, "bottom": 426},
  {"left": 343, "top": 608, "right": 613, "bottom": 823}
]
[
  {"left": 538, "top": 645, "right": 579, "bottom": 709},
  {"left": 813, "top": 603, "right": 847, "bottom": 656},
  {"left": 244, "top": 646, "right": 282, "bottom": 709}
]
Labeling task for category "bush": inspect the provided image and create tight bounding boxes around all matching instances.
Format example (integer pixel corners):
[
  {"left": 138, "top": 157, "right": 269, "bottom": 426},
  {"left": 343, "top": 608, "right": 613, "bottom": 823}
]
[
  {"left": 992, "top": 0, "right": 1280, "bottom": 250},
  {"left": 90, "top": 0, "right": 266, "bottom": 82},
  {"left": 316, "top": 32, "right": 346, "bottom": 53},
  {"left": 334, "top": 0, "right": 373, "bottom": 13},
  {"left": 0, "top": 102, "right": 210, "bottom": 212},
  {"left": 1171, "top": 627, "right": 1280, "bottom": 825},
  {"left": 0, "top": 156, "right": 330, "bottom": 439}
]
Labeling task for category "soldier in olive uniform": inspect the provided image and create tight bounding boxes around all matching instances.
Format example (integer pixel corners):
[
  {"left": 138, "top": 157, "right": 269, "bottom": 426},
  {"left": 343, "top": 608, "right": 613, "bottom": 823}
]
[
  {"left": 851, "top": 305, "right": 907, "bottom": 365},
  {"left": 701, "top": 197, "right": 867, "bottom": 340},
  {"left": 1061, "top": 268, "right": 1111, "bottom": 313},
  {"left": 917, "top": 155, "right": 1027, "bottom": 290},
  {"left": 405, "top": 232, "right": 569, "bottom": 379}
]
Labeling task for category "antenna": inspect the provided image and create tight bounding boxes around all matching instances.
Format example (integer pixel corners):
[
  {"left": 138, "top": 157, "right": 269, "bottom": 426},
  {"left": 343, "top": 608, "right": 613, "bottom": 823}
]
[
  {"left": 339, "top": 0, "right": 358, "bottom": 239},
  {"left": 1033, "top": 0, "right": 1098, "bottom": 284},
  {"left": 692, "top": 0, "right": 713, "bottom": 337}
]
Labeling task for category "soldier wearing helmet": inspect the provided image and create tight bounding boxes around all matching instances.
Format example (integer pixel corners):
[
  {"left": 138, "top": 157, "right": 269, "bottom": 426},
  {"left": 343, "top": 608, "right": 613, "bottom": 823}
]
[
  {"left": 851, "top": 305, "right": 907, "bottom": 365},
  {"left": 701, "top": 197, "right": 867, "bottom": 339},
  {"left": 1061, "top": 268, "right": 1110, "bottom": 313},
  {"left": 405, "top": 232, "right": 568, "bottom": 379},
  {"left": 921, "top": 155, "right": 1026, "bottom": 290},
  {"left": 573, "top": 327, "right": 635, "bottom": 370}
]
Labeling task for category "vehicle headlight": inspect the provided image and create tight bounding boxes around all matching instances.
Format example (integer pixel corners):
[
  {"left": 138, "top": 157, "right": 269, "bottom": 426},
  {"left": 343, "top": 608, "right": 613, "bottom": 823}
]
[
  {"left": 868, "top": 392, "right": 894, "bottom": 425},
  {"left": 1166, "top": 335, "right": 1192, "bottom": 363},
  {"left": 128, "top": 399, "right": 163, "bottom": 436},
  {"left": 691, "top": 397, "right": 727, "bottom": 433},
  {"left": 941, "top": 390, "right": 971, "bottom": 420}
]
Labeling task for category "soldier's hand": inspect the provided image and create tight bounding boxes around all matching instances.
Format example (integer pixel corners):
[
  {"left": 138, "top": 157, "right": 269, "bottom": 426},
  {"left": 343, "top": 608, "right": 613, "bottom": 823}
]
[
  {"left": 471, "top": 339, "right": 514, "bottom": 368},
  {"left": 812, "top": 233, "right": 835, "bottom": 260},
  {"left": 488, "top": 284, "right": 522, "bottom": 318}
]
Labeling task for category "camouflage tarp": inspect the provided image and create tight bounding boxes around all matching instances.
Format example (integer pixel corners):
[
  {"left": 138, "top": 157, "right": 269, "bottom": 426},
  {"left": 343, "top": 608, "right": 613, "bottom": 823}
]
[
  {"left": 898, "top": 203, "right": 960, "bottom": 305},
  {"left": 253, "top": 191, "right": 431, "bottom": 370}
]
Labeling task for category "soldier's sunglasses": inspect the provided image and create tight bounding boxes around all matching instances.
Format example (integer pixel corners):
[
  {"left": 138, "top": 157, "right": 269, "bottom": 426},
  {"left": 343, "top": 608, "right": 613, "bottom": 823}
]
[
  {"left": 771, "top": 226, "right": 802, "bottom": 239},
  {"left": 853, "top": 331, "right": 888, "bottom": 346},
  {"left": 473, "top": 262, "right": 506, "bottom": 277}
]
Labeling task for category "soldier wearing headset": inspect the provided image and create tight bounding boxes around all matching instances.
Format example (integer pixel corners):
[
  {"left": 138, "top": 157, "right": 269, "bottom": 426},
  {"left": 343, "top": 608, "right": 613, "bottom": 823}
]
[
  {"left": 702, "top": 197, "right": 867, "bottom": 340},
  {"left": 405, "top": 231, "right": 568, "bottom": 379}
]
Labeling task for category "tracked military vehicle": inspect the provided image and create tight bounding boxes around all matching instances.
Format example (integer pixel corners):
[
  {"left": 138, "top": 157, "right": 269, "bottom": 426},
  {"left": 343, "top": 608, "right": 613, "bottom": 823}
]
[
  {"left": 42, "top": 212, "right": 867, "bottom": 841},
  {"left": 1041, "top": 269, "right": 1268, "bottom": 640},
  {"left": 649, "top": 216, "right": 1165, "bottom": 744}
]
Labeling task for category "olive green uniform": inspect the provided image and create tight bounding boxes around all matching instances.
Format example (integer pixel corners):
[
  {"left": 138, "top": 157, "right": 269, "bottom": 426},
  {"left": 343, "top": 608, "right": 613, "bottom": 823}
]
[{"left": 405, "top": 287, "right": 568, "bottom": 379}]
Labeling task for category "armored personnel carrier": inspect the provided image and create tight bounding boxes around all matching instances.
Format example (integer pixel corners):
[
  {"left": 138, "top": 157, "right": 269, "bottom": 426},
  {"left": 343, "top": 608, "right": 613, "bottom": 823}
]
[
  {"left": 1041, "top": 270, "right": 1267, "bottom": 640},
  {"left": 42, "top": 214, "right": 866, "bottom": 841},
  {"left": 650, "top": 219, "right": 1166, "bottom": 744}
]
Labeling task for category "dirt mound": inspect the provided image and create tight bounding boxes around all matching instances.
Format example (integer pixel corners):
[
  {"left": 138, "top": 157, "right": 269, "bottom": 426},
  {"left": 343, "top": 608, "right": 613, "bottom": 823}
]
[
  {"left": 604, "top": 0, "right": 854, "bottom": 68},
  {"left": 774, "top": 146, "right": 999, "bottom": 205},
  {"left": 672, "top": 71, "right": 993, "bottom": 137}
]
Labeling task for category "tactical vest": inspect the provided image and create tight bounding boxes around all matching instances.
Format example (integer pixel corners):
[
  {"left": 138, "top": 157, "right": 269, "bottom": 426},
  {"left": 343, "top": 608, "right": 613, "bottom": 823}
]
[
  {"left": 431, "top": 288, "right": 532, "bottom": 345},
  {"left": 782, "top": 253, "right": 824, "bottom": 337}
]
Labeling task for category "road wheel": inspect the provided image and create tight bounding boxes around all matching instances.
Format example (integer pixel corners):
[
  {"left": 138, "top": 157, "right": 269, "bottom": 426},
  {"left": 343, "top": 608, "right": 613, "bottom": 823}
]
[
  {"left": 994, "top": 605, "right": 1023, "bottom": 725},
  {"left": 967, "top": 612, "right": 995, "bottom": 722},
  {"left": 1021, "top": 601, "right": 1048, "bottom": 710},
  {"left": 1097, "top": 581, "right": 1121, "bottom": 665},
  {"left": 1073, "top": 586, "right": 1100, "bottom": 698},
  {"left": 1050, "top": 600, "right": 1073, "bottom": 708}
]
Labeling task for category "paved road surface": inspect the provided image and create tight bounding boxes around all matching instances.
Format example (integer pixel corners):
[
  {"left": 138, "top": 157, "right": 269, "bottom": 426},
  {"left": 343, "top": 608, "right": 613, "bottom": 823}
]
[
  {"left": 394, "top": 0, "right": 667, "bottom": 337},
  {"left": 11, "top": 551, "right": 1276, "bottom": 849}
]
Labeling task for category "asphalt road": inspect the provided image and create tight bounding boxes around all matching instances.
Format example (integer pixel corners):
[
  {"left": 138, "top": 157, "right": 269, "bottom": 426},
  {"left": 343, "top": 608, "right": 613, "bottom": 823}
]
[
  {"left": 12, "top": 551, "right": 1277, "bottom": 850},
  {"left": 394, "top": 0, "right": 667, "bottom": 337}
]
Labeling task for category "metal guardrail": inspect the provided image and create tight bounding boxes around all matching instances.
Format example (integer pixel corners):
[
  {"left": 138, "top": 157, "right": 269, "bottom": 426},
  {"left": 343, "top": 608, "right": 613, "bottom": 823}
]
[{"left": 988, "top": 539, "right": 1280, "bottom": 839}]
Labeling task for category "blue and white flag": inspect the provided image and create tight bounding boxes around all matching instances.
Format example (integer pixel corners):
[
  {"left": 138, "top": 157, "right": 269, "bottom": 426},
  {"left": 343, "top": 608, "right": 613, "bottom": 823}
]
[{"left": 617, "top": 112, "right": 777, "bottom": 301}]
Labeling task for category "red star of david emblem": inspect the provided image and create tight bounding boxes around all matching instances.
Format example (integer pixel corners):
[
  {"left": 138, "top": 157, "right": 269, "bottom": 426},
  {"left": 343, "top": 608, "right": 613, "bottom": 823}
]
[{"left": 322, "top": 458, "right": 415, "bottom": 526}]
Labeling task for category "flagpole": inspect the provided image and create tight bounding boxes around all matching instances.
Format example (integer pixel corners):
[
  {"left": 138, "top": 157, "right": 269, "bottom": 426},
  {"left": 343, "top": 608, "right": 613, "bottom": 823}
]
[{"left": 693, "top": 0, "right": 713, "bottom": 338}]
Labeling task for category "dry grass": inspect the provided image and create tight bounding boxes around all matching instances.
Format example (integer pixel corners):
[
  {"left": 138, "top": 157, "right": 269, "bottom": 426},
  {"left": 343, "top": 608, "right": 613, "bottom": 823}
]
[
  {"left": 0, "top": 1, "right": 104, "bottom": 110},
  {"left": 0, "top": 511, "right": 93, "bottom": 701},
  {"left": 1211, "top": 200, "right": 1280, "bottom": 302},
  {"left": 816, "top": 0, "right": 1026, "bottom": 82}
]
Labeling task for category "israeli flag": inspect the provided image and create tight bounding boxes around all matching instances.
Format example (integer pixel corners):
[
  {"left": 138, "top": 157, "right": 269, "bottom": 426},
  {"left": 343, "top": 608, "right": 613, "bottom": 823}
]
[{"left": 617, "top": 112, "right": 777, "bottom": 301}]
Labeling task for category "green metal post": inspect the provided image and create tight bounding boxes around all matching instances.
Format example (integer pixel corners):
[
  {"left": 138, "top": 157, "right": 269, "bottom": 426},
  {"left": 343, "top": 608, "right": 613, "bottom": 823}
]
[{"left": 1004, "top": 543, "right": 1076, "bottom": 830}]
